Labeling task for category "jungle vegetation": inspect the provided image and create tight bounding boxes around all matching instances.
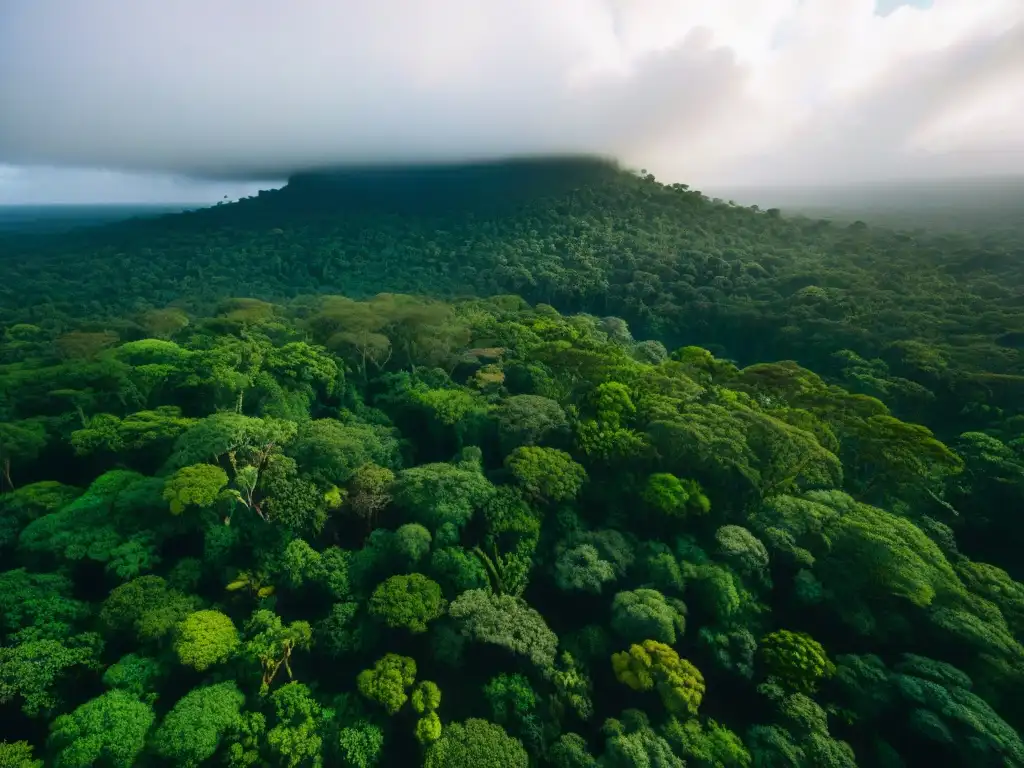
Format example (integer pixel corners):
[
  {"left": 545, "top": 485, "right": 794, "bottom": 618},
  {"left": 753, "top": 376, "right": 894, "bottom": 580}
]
[{"left": 0, "top": 160, "right": 1022, "bottom": 766}]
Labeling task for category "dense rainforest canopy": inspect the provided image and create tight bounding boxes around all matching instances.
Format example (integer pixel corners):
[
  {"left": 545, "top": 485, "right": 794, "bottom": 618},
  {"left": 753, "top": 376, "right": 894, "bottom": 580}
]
[{"left": 0, "top": 161, "right": 1023, "bottom": 766}]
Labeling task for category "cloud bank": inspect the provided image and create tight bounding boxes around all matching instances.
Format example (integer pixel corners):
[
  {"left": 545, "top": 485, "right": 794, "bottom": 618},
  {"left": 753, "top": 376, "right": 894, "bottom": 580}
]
[{"left": 0, "top": 0, "right": 1021, "bottom": 202}]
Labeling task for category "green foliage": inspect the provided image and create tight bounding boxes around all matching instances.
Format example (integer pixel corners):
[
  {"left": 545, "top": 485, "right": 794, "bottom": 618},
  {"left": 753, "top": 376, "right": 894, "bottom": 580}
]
[
  {"left": 610, "top": 588, "right": 686, "bottom": 645},
  {"left": 338, "top": 720, "right": 385, "bottom": 767},
  {"left": 549, "top": 733, "right": 598, "bottom": 768},
  {"left": 99, "top": 577, "right": 199, "bottom": 643},
  {"left": 357, "top": 654, "right": 417, "bottom": 715},
  {"left": 47, "top": 690, "right": 154, "bottom": 768},
  {"left": 392, "top": 461, "right": 495, "bottom": 531},
  {"left": 505, "top": 446, "right": 587, "bottom": 502},
  {"left": 483, "top": 673, "right": 536, "bottom": 726},
  {"left": 642, "top": 473, "right": 711, "bottom": 517},
  {"left": 243, "top": 609, "right": 313, "bottom": 694},
  {"left": 424, "top": 718, "right": 529, "bottom": 768},
  {"left": 0, "top": 741, "right": 42, "bottom": 768},
  {"left": 759, "top": 630, "right": 835, "bottom": 694},
  {"left": 415, "top": 712, "right": 443, "bottom": 746},
  {"left": 411, "top": 680, "right": 442, "bottom": 714},
  {"left": 612, "top": 640, "right": 706, "bottom": 717},
  {"left": 152, "top": 682, "right": 246, "bottom": 767},
  {"left": 0, "top": 633, "right": 103, "bottom": 716},
  {"left": 492, "top": 394, "right": 569, "bottom": 451},
  {"left": 0, "top": 569, "right": 88, "bottom": 642},
  {"left": 101, "top": 653, "right": 165, "bottom": 703},
  {"left": 556, "top": 543, "right": 618, "bottom": 594},
  {"left": 174, "top": 610, "right": 241, "bottom": 671},
  {"left": 3, "top": 210, "right": 1024, "bottom": 768},
  {"left": 664, "top": 718, "right": 752, "bottom": 767},
  {"left": 266, "top": 682, "right": 328, "bottom": 768},
  {"left": 289, "top": 418, "right": 400, "bottom": 486},
  {"left": 449, "top": 589, "right": 558, "bottom": 674},
  {"left": 601, "top": 709, "right": 684, "bottom": 768},
  {"left": 163, "top": 463, "right": 229, "bottom": 514},
  {"left": 369, "top": 573, "right": 445, "bottom": 633}
]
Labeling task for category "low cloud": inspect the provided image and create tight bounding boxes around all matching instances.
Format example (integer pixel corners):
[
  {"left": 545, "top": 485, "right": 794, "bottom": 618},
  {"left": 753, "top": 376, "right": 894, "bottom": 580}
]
[{"left": 0, "top": 0, "right": 1021, "bottom": 201}]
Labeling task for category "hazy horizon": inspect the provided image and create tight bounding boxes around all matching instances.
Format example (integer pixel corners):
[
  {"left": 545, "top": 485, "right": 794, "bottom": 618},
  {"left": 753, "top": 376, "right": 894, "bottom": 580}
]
[{"left": 1, "top": 0, "right": 1022, "bottom": 203}]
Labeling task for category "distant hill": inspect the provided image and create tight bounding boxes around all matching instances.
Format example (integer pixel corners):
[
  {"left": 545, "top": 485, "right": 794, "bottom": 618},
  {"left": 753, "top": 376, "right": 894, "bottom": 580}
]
[
  {"left": 709, "top": 176, "right": 1024, "bottom": 235},
  {"left": 2, "top": 158, "right": 1023, "bottom": 434}
]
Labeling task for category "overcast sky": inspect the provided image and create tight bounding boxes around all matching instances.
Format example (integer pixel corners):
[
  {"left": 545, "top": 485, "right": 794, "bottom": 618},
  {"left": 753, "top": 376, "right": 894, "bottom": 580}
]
[{"left": 0, "top": 0, "right": 1021, "bottom": 203}]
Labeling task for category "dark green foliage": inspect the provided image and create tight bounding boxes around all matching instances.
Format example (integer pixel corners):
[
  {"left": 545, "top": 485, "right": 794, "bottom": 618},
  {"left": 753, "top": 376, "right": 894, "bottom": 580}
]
[
  {"left": 449, "top": 589, "right": 558, "bottom": 674},
  {"left": 610, "top": 588, "right": 686, "bottom": 645},
  {"left": 601, "top": 709, "right": 683, "bottom": 768},
  {"left": 1, "top": 203, "right": 1023, "bottom": 768},
  {"left": 368, "top": 573, "right": 446, "bottom": 633},
  {"left": 101, "top": 653, "right": 165, "bottom": 703},
  {"left": 424, "top": 718, "right": 528, "bottom": 768},
  {"left": 759, "top": 630, "right": 836, "bottom": 694}
]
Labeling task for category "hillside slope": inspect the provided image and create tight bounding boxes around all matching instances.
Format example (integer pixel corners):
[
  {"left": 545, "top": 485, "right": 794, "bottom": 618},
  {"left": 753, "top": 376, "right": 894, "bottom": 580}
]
[{"left": 2, "top": 158, "right": 1023, "bottom": 434}]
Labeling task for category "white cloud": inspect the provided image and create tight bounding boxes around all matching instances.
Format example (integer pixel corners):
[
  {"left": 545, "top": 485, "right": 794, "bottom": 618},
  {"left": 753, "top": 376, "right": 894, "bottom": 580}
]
[{"left": 0, "top": 0, "right": 1020, "bottom": 201}]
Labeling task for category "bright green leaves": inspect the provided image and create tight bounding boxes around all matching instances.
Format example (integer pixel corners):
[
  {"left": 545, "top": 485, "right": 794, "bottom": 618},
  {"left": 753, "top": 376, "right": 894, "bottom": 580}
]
[
  {"left": 47, "top": 690, "right": 154, "bottom": 768},
  {"left": 338, "top": 720, "right": 385, "bottom": 767},
  {"left": 759, "top": 630, "right": 835, "bottom": 694},
  {"left": 357, "top": 653, "right": 417, "bottom": 715},
  {"left": 152, "top": 682, "right": 246, "bottom": 767},
  {"left": 18, "top": 470, "right": 166, "bottom": 569},
  {"left": 169, "top": 412, "right": 296, "bottom": 471},
  {"left": 412, "top": 680, "right": 441, "bottom": 714},
  {"left": 71, "top": 407, "right": 195, "bottom": 460},
  {"left": 0, "top": 633, "right": 103, "bottom": 717},
  {"left": 505, "top": 446, "right": 587, "bottom": 503},
  {"left": 664, "top": 717, "right": 751, "bottom": 768},
  {"left": 641, "top": 473, "right": 710, "bottom": 518},
  {"left": 368, "top": 573, "right": 446, "bottom": 634},
  {"left": 612, "top": 640, "right": 705, "bottom": 717},
  {"left": 715, "top": 525, "right": 769, "bottom": 575},
  {"left": 0, "top": 740, "right": 43, "bottom": 768},
  {"left": 266, "top": 682, "right": 328, "bottom": 768},
  {"left": 412, "top": 681, "right": 442, "bottom": 745},
  {"left": 242, "top": 610, "right": 312, "bottom": 695},
  {"left": 174, "top": 610, "right": 240, "bottom": 672},
  {"left": 163, "top": 463, "right": 229, "bottom": 515}
]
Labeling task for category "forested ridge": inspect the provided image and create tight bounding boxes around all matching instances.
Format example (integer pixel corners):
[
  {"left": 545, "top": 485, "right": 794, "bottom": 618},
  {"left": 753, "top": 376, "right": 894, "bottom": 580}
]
[
  {"left": 1, "top": 161, "right": 1023, "bottom": 766},
  {"left": 3, "top": 160, "right": 1024, "bottom": 437}
]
